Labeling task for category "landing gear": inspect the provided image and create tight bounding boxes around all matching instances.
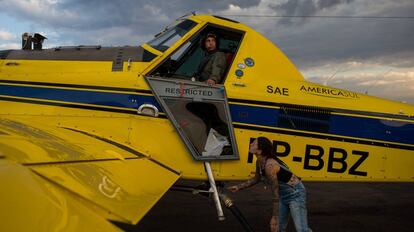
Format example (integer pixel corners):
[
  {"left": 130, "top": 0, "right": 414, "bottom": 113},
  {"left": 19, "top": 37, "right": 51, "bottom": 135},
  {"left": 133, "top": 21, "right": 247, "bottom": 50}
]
[{"left": 204, "top": 161, "right": 225, "bottom": 220}]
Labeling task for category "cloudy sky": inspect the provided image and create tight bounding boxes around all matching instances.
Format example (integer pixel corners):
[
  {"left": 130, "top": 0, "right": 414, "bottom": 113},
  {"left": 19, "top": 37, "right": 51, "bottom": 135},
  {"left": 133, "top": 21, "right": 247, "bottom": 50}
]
[{"left": 0, "top": 0, "right": 413, "bottom": 104}]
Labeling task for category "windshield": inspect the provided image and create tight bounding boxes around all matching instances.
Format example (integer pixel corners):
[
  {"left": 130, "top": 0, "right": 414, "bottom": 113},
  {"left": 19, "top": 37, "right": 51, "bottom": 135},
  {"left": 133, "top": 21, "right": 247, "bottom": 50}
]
[{"left": 147, "top": 20, "right": 197, "bottom": 52}]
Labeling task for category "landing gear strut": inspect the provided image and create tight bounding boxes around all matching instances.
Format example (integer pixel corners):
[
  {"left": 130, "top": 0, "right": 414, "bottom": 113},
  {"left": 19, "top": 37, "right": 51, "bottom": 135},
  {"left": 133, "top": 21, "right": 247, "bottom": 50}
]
[{"left": 204, "top": 161, "right": 225, "bottom": 221}]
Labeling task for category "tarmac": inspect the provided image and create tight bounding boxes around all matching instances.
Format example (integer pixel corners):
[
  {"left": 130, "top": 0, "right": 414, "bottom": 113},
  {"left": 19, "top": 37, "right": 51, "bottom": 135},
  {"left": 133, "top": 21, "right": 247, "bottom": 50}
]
[{"left": 119, "top": 182, "right": 414, "bottom": 232}]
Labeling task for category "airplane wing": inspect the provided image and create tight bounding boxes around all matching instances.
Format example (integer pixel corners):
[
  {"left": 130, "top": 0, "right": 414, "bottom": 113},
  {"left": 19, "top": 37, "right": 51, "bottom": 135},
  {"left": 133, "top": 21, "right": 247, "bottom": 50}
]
[{"left": 0, "top": 116, "right": 181, "bottom": 231}]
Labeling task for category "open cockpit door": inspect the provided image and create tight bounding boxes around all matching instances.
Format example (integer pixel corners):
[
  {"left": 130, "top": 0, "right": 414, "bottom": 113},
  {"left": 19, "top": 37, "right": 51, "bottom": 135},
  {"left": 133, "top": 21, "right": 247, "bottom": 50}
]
[
  {"left": 146, "top": 77, "right": 239, "bottom": 161},
  {"left": 144, "top": 21, "right": 244, "bottom": 161}
]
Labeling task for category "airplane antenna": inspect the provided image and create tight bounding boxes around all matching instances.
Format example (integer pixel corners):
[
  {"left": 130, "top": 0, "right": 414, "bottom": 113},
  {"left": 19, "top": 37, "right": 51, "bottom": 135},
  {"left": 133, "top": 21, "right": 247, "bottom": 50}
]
[
  {"left": 178, "top": 12, "right": 196, "bottom": 20},
  {"left": 216, "top": 14, "right": 414, "bottom": 20},
  {"left": 155, "top": 12, "right": 194, "bottom": 37},
  {"left": 323, "top": 69, "right": 341, "bottom": 86},
  {"left": 155, "top": 12, "right": 196, "bottom": 35},
  {"left": 365, "top": 69, "right": 392, "bottom": 95}
]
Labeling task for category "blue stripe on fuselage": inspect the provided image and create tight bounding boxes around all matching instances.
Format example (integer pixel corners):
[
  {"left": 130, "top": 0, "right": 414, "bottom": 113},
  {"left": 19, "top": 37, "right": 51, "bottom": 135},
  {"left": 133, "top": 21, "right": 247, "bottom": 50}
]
[
  {"left": 229, "top": 104, "right": 279, "bottom": 127},
  {"left": 0, "top": 84, "right": 160, "bottom": 110},
  {"left": 230, "top": 103, "right": 414, "bottom": 146},
  {"left": 330, "top": 114, "right": 414, "bottom": 145},
  {"left": 1, "top": 84, "right": 413, "bottom": 146}
]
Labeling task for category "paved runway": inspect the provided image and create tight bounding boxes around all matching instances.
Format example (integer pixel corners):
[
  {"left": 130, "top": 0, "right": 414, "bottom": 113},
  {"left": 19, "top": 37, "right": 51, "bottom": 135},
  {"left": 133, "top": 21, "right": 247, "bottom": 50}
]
[{"left": 120, "top": 182, "right": 414, "bottom": 232}]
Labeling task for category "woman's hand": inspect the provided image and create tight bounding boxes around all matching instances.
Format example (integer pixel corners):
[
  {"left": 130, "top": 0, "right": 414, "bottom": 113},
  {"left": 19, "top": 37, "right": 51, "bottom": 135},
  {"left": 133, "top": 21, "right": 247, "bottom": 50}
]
[
  {"left": 270, "top": 216, "right": 278, "bottom": 232},
  {"left": 227, "top": 185, "right": 239, "bottom": 193}
]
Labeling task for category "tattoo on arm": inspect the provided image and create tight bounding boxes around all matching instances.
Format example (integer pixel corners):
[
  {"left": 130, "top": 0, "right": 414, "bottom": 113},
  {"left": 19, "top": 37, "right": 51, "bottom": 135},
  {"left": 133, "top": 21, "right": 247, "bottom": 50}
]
[
  {"left": 265, "top": 162, "right": 280, "bottom": 217},
  {"left": 237, "top": 177, "right": 259, "bottom": 190},
  {"left": 237, "top": 161, "right": 261, "bottom": 190}
]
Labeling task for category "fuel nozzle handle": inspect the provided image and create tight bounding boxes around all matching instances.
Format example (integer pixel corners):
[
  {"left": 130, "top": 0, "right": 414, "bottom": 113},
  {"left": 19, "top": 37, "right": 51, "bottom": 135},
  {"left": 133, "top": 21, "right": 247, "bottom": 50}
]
[{"left": 219, "top": 193, "right": 254, "bottom": 232}]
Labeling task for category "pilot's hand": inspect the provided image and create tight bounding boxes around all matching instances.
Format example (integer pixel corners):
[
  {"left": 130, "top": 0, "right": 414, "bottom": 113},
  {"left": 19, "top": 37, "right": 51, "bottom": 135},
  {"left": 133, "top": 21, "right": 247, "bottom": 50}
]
[
  {"left": 206, "top": 79, "right": 216, "bottom": 86},
  {"left": 270, "top": 216, "right": 278, "bottom": 232},
  {"left": 227, "top": 185, "right": 239, "bottom": 193}
]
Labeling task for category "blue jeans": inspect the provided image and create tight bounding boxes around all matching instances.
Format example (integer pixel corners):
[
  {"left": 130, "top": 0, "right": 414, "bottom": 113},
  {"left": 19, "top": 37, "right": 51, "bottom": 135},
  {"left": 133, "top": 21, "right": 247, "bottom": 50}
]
[{"left": 278, "top": 181, "right": 312, "bottom": 232}]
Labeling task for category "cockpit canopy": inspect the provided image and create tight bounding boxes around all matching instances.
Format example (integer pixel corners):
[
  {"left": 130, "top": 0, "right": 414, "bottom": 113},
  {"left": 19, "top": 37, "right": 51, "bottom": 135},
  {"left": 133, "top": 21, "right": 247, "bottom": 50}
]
[{"left": 147, "top": 20, "right": 197, "bottom": 52}]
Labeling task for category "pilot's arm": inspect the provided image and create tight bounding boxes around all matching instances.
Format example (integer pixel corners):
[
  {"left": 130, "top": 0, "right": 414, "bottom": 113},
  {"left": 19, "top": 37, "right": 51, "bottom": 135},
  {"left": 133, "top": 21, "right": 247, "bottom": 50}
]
[{"left": 208, "top": 52, "right": 226, "bottom": 84}]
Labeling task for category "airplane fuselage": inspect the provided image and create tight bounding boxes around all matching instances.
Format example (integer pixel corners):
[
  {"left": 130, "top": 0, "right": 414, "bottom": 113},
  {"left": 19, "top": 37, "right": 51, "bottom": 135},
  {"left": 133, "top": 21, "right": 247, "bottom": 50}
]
[{"left": 1, "top": 15, "right": 413, "bottom": 182}]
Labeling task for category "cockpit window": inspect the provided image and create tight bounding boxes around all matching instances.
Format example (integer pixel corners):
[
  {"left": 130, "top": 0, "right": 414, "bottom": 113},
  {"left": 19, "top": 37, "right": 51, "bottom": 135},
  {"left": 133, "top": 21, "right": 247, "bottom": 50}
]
[
  {"left": 147, "top": 20, "right": 197, "bottom": 52},
  {"left": 149, "top": 24, "right": 244, "bottom": 84}
]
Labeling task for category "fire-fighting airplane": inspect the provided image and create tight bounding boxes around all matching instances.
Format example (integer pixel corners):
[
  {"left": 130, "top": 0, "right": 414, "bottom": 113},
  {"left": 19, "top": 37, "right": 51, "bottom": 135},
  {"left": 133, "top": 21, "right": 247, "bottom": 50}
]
[{"left": 0, "top": 14, "right": 413, "bottom": 231}]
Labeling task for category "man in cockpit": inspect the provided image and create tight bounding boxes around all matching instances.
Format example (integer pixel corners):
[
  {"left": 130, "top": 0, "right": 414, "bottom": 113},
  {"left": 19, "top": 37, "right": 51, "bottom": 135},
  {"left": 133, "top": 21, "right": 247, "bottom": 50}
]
[{"left": 194, "top": 32, "right": 226, "bottom": 85}]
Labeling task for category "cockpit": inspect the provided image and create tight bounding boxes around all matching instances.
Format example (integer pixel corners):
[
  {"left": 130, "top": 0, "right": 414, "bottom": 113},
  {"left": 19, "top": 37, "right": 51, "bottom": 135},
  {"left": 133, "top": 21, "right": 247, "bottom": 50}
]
[
  {"left": 147, "top": 19, "right": 243, "bottom": 84},
  {"left": 145, "top": 17, "right": 244, "bottom": 161}
]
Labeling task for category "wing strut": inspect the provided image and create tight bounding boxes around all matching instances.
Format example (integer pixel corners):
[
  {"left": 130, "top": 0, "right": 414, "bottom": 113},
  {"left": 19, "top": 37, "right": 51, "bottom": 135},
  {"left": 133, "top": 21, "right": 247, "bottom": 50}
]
[{"left": 204, "top": 161, "right": 225, "bottom": 221}]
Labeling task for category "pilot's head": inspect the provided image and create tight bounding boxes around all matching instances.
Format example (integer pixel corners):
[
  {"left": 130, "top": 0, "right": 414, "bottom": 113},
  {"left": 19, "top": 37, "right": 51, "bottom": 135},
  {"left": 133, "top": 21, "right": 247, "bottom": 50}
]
[{"left": 202, "top": 32, "right": 219, "bottom": 52}]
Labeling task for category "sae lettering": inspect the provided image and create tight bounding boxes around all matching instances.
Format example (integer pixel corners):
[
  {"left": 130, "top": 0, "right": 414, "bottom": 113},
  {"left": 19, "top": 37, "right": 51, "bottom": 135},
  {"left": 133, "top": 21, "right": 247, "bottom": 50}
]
[{"left": 266, "top": 85, "right": 289, "bottom": 96}]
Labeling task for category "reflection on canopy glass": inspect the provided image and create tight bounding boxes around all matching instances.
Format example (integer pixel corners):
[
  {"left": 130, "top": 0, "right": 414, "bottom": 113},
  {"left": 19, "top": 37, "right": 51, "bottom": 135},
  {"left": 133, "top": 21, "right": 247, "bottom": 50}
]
[
  {"left": 147, "top": 20, "right": 197, "bottom": 52},
  {"left": 163, "top": 98, "right": 233, "bottom": 157}
]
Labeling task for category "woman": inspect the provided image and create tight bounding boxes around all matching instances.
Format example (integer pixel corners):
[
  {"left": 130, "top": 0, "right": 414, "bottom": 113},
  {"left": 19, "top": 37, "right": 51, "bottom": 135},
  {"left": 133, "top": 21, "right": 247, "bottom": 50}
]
[{"left": 228, "top": 137, "right": 312, "bottom": 232}]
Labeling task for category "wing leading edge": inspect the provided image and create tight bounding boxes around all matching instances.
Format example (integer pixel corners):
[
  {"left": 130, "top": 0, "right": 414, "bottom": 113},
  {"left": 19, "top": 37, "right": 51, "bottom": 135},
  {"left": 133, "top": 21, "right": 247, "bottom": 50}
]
[{"left": 0, "top": 117, "right": 181, "bottom": 231}]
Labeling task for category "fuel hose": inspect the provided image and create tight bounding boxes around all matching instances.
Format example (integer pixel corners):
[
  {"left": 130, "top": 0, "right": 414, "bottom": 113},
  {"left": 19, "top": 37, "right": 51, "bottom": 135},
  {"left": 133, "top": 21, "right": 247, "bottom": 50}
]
[{"left": 219, "top": 193, "right": 254, "bottom": 232}]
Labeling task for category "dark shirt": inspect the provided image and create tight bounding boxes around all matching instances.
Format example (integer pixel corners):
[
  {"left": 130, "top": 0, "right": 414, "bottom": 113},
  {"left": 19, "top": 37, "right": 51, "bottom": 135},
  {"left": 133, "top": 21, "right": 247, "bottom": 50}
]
[
  {"left": 195, "top": 50, "right": 226, "bottom": 83},
  {"left": 260, "top": 160, "right": 293, "bottom": 183}
]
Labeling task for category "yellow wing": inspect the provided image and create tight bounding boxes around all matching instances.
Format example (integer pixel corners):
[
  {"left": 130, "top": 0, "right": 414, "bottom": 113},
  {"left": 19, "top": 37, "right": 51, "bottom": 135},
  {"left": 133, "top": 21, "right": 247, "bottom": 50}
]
[{"left": 0, "top": 117, "right": 181, "bottom": 232}]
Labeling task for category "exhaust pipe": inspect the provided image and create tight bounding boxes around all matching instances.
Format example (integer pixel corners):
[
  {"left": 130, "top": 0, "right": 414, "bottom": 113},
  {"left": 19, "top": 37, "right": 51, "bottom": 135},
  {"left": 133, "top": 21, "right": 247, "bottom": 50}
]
[
  {"left": 21, "top": 32, "right": 31, "bottom": 50},
  {"left": 21, "top": 33, "right": 47, "bottom": 50}
]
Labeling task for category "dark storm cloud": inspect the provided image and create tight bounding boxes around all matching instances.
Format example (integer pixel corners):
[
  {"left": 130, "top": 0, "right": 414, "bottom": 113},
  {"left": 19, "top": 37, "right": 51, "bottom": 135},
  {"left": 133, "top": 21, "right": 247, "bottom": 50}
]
[
  {"left": 0, "top": 0, "right": 260, "bottom": 45},
  {"left": 269, "top": 0, "right": 355, "bottom": 25},
  {"left": 259, "top": 0, "right": 414, "bottom": 69},
  {"left": 271, "top": 0, "right": 317, "bottom": 16},
  {"left": 0, "top": 0, "right": 260, "bottom": 30},
  {"left": 0, "top": 0, "right": 412, "bottom": 103},
  {"left": 0, "top": 0, "right": 412, "bottom": 70},
  {"left": 317, "top": 0, "right": 354, "bottom": 10},
  {"left": 274, "top": 17, "right": 414, "bottom": 69},
  {"left": 230, "top": 0, "right": 261, "bottom": 8}
]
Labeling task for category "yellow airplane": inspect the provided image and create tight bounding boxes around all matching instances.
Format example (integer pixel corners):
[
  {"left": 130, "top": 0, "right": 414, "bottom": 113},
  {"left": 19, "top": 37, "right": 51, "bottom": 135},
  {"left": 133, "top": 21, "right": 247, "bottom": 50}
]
[{"left": 0, "top": 14, "right": 413, "bottom": 231}]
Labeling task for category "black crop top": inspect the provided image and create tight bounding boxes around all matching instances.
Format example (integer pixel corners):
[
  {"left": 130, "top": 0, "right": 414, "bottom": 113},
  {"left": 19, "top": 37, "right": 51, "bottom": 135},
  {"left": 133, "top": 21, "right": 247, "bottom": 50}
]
[
  {"left": 260, "top": 158, "right": 293, "bottom": 183},
  {"left": 277, "top": 165, "right": 293, "bottom": 183}
]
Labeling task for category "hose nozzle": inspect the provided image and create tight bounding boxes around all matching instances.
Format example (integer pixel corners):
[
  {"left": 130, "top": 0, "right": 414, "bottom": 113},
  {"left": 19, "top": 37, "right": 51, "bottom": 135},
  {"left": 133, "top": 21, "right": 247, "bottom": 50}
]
[{"left": 219, "top": 193, "right": 234, "bottom": 208}]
